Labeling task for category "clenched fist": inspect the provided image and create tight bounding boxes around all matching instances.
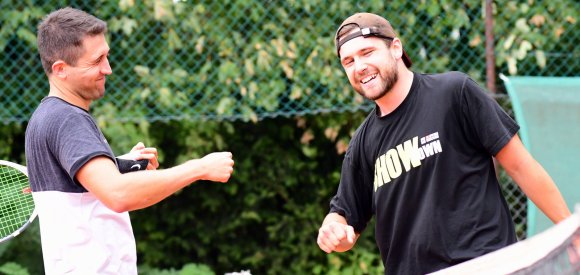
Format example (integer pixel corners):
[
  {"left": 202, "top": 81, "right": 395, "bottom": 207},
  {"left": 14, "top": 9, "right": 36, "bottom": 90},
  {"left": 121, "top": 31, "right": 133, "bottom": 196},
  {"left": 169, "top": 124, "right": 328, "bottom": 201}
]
[
  {"left": 200, "top": 152, "right": 234, "bottom": 183},
  {"left": 317, "top": 220, "right": 357, "bottom": 253}
]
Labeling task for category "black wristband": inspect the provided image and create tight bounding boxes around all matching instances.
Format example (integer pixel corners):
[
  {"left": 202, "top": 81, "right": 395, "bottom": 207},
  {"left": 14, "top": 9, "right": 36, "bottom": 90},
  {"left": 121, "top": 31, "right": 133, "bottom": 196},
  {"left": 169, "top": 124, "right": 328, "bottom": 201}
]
[{"left": 116, "top": 158, "right": 149, "bottom": 174}]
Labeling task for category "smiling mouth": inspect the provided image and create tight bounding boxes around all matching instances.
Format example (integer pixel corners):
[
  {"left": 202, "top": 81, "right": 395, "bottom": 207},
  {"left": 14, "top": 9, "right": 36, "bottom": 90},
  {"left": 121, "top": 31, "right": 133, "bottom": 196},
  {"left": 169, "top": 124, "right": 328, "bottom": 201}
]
[{"left": 361, "top": 74, "right": 377, "bottom": 84}]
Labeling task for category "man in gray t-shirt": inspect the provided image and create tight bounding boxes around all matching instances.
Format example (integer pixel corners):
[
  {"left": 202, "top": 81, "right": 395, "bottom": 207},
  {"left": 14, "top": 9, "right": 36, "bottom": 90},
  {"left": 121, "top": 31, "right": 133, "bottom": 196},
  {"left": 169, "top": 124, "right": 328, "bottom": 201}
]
[
  {"left": 26, "top": 97, "right": 140, "bottom": 274},
  {"left": 26, "top": 8, "right": 235, "bottom": 274}
]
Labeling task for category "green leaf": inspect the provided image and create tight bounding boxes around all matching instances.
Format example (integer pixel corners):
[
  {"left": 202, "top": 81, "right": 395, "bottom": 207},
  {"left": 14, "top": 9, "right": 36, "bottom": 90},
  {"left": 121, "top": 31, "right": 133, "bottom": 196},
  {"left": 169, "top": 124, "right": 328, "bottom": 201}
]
[
  {"left": 179, "top": 263, "right": 214, "bottom": 275},
  {"left": 0, "top": 262, "right": 29, "bottom": 275}
]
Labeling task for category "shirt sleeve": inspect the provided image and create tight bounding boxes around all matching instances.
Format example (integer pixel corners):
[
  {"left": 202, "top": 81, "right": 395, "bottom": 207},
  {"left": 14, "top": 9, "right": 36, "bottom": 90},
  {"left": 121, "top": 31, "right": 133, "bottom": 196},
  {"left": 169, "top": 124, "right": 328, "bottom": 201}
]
[
  {"left": 51, "top": 112, "right": 115, "bottom": 183},
  {"left": 329, "top": 142, "right": 374, "bottom": 234},
  {"left": 459, "top": 76, "right": 520, "bottom": 156}
]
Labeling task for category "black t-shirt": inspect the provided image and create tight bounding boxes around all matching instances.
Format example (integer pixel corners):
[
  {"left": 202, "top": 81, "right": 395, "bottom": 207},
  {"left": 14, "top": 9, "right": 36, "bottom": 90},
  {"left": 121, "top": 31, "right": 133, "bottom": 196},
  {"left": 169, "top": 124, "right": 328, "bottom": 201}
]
[{"left": 329, "top": 72, "right": 519, "bottom": 274}]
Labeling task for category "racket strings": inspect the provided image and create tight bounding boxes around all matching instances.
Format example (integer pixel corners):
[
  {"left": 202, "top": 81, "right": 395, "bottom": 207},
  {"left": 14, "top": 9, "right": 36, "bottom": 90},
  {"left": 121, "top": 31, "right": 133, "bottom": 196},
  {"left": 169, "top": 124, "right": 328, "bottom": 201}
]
[{"left": 0, "top": 166, "right": 34, "bottom": 238}]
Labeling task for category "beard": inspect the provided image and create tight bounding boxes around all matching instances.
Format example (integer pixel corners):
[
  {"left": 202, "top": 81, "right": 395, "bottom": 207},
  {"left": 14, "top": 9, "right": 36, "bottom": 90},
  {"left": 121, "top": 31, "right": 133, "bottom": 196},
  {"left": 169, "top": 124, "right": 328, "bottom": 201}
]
[{"left": 355, "top": 60, "right": 399, "bottom": 101}]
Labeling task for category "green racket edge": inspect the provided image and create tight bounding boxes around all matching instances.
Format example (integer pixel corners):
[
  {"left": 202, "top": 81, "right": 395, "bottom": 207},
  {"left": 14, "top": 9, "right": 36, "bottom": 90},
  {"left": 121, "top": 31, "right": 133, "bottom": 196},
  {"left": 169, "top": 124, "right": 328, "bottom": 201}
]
[{"left": 0, "top": 160, "right": 38, "bottom": 243}]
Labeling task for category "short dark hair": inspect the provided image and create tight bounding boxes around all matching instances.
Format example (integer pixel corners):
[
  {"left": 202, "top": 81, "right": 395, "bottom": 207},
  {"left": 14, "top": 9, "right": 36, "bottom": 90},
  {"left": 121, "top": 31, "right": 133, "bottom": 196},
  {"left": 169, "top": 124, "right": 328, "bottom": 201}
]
[{"left": 37, "top": 7, "right": 107, "bottom": 75}]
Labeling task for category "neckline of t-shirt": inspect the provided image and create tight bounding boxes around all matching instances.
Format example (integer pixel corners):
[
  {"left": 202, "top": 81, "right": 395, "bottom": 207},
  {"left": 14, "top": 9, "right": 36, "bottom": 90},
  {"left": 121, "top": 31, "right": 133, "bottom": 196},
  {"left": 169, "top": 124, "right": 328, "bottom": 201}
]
[
  {"left": 374, "top": 71, "right": 420, "bottom": 121},
  {"left": 42, "top": 96, "right": 90, "bottom": 114}
]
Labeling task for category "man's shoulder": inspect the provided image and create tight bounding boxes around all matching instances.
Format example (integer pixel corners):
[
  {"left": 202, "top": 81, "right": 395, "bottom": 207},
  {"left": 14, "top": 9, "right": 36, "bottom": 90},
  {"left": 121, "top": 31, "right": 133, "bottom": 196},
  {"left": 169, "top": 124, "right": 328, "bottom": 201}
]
[
  {"left": 346, "top": 111, "right": 376, "bottom": 156},
  {"left": 415, "top": 71, "right": 475, "bottom": 98},
  {"left": 35, "top": 97, "right": 87, "bottom": 114},
  {"left": 29, "top": 97, "right": 91, "bottom": 126},
  {"left": 354, "top": 111, "right": 376, "bottom": 136},
  {"left": 419, "top": 71, "right": 469, "bottom": 84}
]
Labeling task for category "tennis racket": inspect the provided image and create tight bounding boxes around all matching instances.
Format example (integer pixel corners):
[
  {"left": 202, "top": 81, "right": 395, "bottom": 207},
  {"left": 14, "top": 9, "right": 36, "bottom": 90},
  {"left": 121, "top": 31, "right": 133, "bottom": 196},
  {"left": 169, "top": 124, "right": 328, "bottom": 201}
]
[
  {"left": 0, "top": 160, "right": 36, "bottom": 243},
  {"left": 0, "top": 157, "right": 147, "bottom": 244}
]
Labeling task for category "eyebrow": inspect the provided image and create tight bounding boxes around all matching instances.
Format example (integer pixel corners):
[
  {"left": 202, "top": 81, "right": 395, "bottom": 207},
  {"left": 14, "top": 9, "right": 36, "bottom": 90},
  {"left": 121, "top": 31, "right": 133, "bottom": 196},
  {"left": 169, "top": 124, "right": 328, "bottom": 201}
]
[
  {"left": 341, "top": 46, "right": 376, "bottom": 62},
  {"left": 91, "top": 48, "right": 109, "bottom": 62}
]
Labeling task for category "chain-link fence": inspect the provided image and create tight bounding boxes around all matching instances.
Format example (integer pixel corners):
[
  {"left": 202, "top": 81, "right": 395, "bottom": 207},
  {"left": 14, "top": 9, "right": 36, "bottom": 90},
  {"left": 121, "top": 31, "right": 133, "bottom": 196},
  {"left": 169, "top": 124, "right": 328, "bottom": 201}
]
[
  {"left": 2, "top": 1, "right": 578, "bottom": 124},
  {"left": 1, "top": 1, "right": 578, "bottom": 239}
]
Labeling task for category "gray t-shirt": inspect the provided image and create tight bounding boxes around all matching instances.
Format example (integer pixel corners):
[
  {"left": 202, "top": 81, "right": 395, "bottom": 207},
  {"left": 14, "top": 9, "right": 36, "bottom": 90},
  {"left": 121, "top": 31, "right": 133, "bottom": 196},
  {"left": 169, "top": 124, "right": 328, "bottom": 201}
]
[
  {"left": 25, "top": 96, "right": 137, "bottom": 274},
  {"left": 25, "top": 96, "right": 115, "bottom": 192}
]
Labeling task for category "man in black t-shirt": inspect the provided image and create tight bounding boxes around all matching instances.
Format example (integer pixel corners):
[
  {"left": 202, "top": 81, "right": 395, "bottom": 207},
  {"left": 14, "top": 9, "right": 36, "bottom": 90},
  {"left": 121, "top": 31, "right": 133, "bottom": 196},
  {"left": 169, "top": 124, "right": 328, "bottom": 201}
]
[{"left": 316, "top": 12, "right": 571, "bottom": 274}]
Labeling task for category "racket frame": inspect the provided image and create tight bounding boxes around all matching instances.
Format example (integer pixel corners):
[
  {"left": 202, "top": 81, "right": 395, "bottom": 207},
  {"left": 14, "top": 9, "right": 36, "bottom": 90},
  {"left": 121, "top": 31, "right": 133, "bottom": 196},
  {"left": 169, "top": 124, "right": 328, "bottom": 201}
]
[{"left": 0, "top": 160, "right": 37, "bottom": 243}]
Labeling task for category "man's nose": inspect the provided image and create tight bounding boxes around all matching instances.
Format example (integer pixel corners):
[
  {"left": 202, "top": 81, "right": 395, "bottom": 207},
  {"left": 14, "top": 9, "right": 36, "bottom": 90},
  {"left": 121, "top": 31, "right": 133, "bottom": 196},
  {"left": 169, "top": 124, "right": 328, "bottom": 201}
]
[
  {"left": 354, "top": 58, "right": 368, "bottom": 74},
  {"left": 101, "top": 57, "right": 112, "bottom": 75}
]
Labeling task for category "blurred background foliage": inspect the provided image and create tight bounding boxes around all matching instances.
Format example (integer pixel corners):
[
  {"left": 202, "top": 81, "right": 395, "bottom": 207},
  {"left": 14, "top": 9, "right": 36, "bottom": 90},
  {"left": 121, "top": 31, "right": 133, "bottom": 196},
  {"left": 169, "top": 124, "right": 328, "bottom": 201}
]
[{"left": 0, "top": 0, "right": 578, "bottom": 274}]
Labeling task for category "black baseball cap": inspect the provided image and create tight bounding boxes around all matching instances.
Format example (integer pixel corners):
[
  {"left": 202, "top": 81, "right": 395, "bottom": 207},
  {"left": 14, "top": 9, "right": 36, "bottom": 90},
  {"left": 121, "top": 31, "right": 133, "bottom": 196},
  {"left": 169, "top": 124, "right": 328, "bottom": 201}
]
[{"left": 335, "top": 12, "right": 412, "bottom": 68}]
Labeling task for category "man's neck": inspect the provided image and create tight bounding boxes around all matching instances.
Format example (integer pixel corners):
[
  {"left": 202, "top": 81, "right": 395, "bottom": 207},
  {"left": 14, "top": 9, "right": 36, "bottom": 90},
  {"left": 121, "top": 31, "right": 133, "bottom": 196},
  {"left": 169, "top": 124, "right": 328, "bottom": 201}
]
[
  {"left": 375, "top": 68, "right": 414, "bottom": 117},
  {"left": 48, "top": 79, "right": 90, "bottom": 111}
]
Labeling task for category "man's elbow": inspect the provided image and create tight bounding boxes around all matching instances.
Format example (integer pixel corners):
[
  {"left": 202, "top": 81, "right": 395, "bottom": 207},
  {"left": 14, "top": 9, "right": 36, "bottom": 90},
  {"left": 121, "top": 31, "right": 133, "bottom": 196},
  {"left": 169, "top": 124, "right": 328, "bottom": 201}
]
[{"left": 100, "top": 192, "right": 133, "bottom": 213}]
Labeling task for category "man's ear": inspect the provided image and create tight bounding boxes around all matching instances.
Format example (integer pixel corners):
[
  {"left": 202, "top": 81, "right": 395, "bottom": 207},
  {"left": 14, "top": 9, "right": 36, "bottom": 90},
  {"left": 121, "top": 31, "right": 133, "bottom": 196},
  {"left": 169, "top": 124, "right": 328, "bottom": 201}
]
[
  {"left": 390, "top": 38, "right": 404, "bottom": 60},
  {"left": 52, "top": 60, "right": 67, "bottom": 79}
]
